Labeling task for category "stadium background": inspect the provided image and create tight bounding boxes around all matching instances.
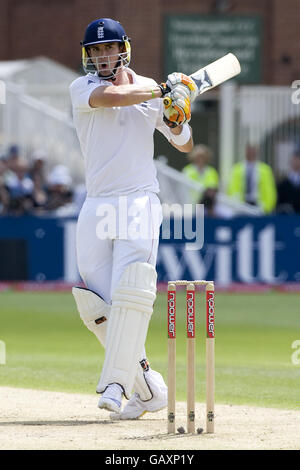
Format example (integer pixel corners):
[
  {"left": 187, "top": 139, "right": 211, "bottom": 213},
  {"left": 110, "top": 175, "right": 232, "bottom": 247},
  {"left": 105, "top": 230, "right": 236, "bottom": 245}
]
[
  {"left": 1, "top": 0, "right": 300, "bottom": 84},
  {"left": 0, "top": 0, "right": 300, "bottom": 285},
  {"left": 0, "top": 0, "right": 299, "bottom": 451}
]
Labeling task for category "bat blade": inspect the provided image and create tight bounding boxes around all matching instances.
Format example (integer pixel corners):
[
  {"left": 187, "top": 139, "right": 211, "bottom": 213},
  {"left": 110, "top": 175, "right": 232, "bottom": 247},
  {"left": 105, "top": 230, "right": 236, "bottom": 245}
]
[
  {"left": 163, "top": 53, "right": 241, "bottom": 108},
  {"left": 190, "top": 53, "right": 241, "bottom": 96}
]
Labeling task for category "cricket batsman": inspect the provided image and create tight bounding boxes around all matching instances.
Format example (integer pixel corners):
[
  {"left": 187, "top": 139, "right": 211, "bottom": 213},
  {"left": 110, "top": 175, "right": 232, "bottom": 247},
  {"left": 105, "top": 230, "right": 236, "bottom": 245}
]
[{"left": 70, "top": 17, "right": 196, "bottom": 419}]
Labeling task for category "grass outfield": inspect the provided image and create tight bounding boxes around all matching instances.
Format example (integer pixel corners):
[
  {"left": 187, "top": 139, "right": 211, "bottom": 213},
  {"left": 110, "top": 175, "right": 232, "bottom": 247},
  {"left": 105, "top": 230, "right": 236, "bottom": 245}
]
[{"left": 0, "top": 290, "right": 299, "bottom": 409}]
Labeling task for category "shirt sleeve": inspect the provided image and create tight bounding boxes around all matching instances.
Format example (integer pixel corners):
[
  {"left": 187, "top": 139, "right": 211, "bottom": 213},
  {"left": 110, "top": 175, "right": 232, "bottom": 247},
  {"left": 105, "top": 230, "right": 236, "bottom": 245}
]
[
  {"left": 155, "top": 98, "right": 172, "bottom": 141},
  {"left": 69, "top": 78, "right": 109, "bottom": 111}
]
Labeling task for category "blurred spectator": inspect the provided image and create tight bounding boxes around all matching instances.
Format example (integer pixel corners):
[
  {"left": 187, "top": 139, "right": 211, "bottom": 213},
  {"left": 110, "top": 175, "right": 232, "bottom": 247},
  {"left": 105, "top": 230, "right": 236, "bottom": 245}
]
[
  {"left": 7, "top": 145, "right": 20, "bottom": 163},
  {"left": 0, "top": 158, "right": 10, "bottom": 214},
  {"left": 30, "top": 149, "right": 47, "bottom": 181},
  {"left": 43, "top": 165, "right": 74, "bottom": 214},
  {"left": 227, "top": 144, "right": 277, "bottom": 214},
  {"left": 29, "top": 150, "right": 48, "bottom": 210},
  {"left": 3, "top": 144, "right": 20, "bottom": 185},
  {"left": 0, "top": 147, "right": 84, "bottom": 216},
  {"left": 183, "top": 144, "right": 219, "bottom": 203},
  {"left": 277, "top": 150, "right": 300, "bottom": 213},
  {"left": 6, "top": 158, "right": 34, "bottom": 215},
  {"left": 200, "top": 188, "right": 233, "bottom": 218},
  {"left": 31, "top": 172, "right": 48, "bottom": 211}
]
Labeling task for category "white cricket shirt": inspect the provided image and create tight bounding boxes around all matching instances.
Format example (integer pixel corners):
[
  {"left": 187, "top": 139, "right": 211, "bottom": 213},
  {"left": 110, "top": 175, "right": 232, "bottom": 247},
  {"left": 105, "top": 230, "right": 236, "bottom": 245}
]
[{"left": 69, "top": 68, "right": 171, "bottom": 197}]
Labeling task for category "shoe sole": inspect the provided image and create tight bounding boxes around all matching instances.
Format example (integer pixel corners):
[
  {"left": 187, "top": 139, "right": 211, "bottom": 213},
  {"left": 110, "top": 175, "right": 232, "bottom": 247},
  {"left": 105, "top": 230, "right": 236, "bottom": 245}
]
[
  {"left": 111, "top": 404, "right": 166, "bottom": 420},
  {"left": 98, "top": 400, "right": 120, "bottom": 413}
]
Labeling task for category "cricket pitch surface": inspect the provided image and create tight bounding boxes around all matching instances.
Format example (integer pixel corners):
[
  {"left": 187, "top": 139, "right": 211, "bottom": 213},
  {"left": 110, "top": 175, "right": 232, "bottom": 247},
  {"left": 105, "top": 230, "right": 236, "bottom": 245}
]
[{"left": 0, "top": 387, "right": 299, "bottom": 450}]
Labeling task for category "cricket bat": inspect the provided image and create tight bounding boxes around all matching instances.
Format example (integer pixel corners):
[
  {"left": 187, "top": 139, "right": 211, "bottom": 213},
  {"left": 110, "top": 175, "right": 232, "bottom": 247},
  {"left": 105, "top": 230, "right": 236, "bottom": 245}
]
[{"left": 163, "top": 53, "right": 241, "bottom": 107}]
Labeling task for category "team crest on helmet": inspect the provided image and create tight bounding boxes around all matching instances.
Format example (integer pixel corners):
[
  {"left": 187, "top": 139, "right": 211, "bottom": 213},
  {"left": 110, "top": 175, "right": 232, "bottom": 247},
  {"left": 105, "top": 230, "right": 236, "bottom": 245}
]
[{"left": 97, "top": 26, "right": 104, "bottom": 39}]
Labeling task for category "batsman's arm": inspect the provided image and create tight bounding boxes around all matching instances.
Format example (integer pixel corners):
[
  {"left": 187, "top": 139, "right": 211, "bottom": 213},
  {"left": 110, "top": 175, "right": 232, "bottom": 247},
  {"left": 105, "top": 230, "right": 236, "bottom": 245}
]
[
  {"left": 89, "top": 84, "right": 162, "bottom": 108},
  {"left": 169, "top": 124, "right": 193, "bottom": 153}
]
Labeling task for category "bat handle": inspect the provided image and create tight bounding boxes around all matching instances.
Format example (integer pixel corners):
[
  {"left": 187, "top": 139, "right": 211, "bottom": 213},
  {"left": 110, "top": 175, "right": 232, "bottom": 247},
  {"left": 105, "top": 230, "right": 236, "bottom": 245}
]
[{"left": 163, "top": 96, "right": 172, "bottom": 108}]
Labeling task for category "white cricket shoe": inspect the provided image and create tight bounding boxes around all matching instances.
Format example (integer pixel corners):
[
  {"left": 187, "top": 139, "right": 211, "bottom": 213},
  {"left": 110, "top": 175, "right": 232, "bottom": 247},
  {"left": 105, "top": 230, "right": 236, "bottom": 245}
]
[
  {"left": 110, "top": 370, "right": 167, "bottom": 420},
  {"left": 98, "top": 383, "right": 123, "bottom": 413}
]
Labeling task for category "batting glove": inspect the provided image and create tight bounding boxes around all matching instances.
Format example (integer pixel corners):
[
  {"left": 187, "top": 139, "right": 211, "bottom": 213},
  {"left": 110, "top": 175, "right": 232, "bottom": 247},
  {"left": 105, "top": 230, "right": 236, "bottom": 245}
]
[
  {"left": 166, "top": 73, "right": 198, "bottom": 103},
  {"left": 163, "top": 89, "right": 191, "bottom": 128}
]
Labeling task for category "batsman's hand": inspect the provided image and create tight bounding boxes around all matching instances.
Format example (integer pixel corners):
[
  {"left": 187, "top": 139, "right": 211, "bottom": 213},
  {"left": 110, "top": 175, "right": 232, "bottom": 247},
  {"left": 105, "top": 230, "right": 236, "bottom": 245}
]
[
  {"left": 166, "top": 72, "right": 198, "bottom": 103},
  {"left": 163, "top": 88, "right": 191, "bottom": 128}
]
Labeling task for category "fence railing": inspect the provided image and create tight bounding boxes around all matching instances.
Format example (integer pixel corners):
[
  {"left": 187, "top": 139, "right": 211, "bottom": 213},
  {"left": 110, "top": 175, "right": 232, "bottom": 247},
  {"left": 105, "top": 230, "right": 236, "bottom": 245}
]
[
  {"left": 219, "top": 83, "right": 300, "bottom": 189},
  {"left": 155, "top": 158, "right": 262, "bottom": 215},
  {"left": 1, "top": 83, "right": 84, "bottom": 183}
]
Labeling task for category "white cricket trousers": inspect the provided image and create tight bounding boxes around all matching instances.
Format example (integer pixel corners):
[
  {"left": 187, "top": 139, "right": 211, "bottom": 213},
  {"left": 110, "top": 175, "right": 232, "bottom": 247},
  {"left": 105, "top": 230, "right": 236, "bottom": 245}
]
[{"left": 76, "top": 190, "right": 162, "bottom": 303}]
